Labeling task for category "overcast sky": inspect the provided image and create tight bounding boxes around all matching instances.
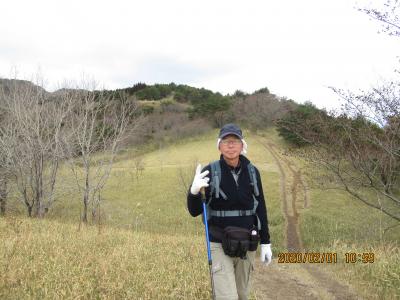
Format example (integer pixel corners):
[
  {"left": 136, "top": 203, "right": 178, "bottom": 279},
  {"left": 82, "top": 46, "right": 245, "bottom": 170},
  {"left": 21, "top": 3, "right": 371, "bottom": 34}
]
[{"left": 1, "top": 0, "right": 399, "bottom": 110}]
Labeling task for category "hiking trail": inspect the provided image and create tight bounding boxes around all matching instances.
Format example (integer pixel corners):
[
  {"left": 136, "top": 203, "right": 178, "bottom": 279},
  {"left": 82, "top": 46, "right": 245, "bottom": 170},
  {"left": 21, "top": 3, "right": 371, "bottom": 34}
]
[{"left": 251, "top": 136, "right": 360, "bottom": 300}]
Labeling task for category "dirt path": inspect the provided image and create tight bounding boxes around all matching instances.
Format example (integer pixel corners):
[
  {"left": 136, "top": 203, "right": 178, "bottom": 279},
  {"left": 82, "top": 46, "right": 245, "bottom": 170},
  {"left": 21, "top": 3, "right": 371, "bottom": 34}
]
[
  {"left": 260, "top": 140, "right": 304, "bottom": 252},
  {"left": 251, "top": 137, "right": 360, "bottom": 300}
]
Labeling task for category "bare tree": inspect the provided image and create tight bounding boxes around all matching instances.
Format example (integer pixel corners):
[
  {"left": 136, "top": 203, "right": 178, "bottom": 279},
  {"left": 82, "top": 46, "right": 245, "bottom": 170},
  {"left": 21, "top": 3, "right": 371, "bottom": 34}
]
[
  {"left": 359, "top": 0, "right": 400, "bottom": 37},
  {"left": 283, "top": 81, "right": 400, "bottom": 222},
  {"left": 213, "top": 110, "right": 231, "bottom": 128},
  {"left": 0, "top": 150, "right": 11, "bottom": 216},
  {"left": 0, "top": 132, "right": 13, "bottom": 216},
  {"left": 0, "top": 98, "right": 10, "bottom": 216},
  {"left": 232, "top": 93, "right": 296, "bottom": 131},
  {"left": 64, "top": 83, "right": 138, "bottom": 223},
  {"left": 0, "top": 179, "right": 6, "bottom": 215},
  {"left": 132, "top": 156, "right": 145, "bottom": 181},
  {"left": 177, "top": 162, "right": 198, "bottom": 198},
  {"left": 0, "top": 78, "right": 73, "bottom": 217},
  {"left": 279, "top": 2, "right": 400, "bottom": 224}
]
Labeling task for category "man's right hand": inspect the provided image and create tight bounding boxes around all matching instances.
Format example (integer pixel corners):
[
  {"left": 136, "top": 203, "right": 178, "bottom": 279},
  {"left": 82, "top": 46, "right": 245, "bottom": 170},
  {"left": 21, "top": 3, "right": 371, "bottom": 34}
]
[{"left": 190, "top": 164, "right": 210, "bottom": 195}]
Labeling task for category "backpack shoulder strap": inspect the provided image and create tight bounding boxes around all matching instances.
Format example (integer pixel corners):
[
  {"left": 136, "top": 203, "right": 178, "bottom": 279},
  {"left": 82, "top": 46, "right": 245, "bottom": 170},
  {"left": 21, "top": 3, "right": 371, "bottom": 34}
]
[
  {"left": 210, "top": 160, "right": 220, "bottom": 199},
  {"left": 204, "top": 160, "right": 221, "bottom": 223},
  {"left": 209, "top": 160, "right": 227, "bottom": 201},
  {"left": 247, "top": 163, "right": 260, "bottom": 197}
]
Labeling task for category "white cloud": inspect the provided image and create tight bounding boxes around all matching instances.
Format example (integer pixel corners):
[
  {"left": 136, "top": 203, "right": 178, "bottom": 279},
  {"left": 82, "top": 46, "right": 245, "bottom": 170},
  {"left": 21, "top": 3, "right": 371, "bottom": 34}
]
[{"left": 0, "top": 0, "right": 398, "bottom": 110}]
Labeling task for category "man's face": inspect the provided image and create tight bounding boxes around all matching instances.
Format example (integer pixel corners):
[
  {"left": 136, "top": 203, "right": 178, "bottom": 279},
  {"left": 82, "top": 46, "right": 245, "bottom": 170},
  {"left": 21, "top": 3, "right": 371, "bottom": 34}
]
[{"left": 219, "top": 134, "right": 243, "bottom": 160}]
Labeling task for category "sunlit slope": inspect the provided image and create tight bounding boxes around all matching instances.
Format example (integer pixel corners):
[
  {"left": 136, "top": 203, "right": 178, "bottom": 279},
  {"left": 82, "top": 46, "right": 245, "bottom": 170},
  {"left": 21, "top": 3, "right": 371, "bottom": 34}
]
[
  {"left": 1, "top": 129, "right": 286, "bottom": 299},
  {"left": 50, "top": 129, "right": 286, "bottom": 250}
]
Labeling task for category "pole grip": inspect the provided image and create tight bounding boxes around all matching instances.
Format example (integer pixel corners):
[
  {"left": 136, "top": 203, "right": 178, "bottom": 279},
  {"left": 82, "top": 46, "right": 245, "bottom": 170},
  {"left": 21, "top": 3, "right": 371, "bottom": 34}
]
[{"left": 200, "top": 187, "right": 206, "bottom": 202}]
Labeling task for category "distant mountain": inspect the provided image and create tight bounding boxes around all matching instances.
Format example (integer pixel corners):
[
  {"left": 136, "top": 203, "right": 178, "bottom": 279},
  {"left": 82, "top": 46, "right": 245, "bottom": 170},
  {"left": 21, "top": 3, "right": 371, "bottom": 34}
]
[{"left": 0, "top": 78, "right": 48, "bottom": 95}]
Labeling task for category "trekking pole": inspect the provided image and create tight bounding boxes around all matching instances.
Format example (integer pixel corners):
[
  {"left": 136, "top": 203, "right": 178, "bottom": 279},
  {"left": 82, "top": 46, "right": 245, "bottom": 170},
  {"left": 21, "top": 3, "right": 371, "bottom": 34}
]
[{"left": 201, "top": 187, "right": 216, "bottom": 300}]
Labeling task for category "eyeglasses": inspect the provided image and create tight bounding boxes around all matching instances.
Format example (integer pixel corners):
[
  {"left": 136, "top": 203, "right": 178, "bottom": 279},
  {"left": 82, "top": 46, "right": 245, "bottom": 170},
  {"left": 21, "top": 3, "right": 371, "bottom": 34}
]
[{"left": 220, "top": 139, "right": 242, "bottom": 146}]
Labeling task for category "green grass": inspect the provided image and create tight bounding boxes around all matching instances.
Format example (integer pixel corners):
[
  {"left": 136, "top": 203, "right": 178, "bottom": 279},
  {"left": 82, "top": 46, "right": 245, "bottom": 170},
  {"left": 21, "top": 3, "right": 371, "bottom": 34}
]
[
  {"left": 300, "top": 187, "right": 400, "bottom": 299},
  {"left": 45, "top": 130, "right": 285, "bottom": 249},
  {"left": 258, "top": 128, "right": 400, "bottom": 299},
  {"left": 1, "top": 128, "right": 399, "bottom": 299}
]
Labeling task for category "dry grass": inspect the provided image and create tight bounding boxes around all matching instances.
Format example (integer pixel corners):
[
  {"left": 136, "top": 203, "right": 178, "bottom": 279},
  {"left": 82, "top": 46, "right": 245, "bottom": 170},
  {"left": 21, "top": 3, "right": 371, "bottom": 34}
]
[
  {"left": 0, "top": 130, "right": 285, "bottom": 299},
  {"left": 319, "top": 240, "right": 400, "bottom": 299},
  {"left": 0, "top": 217, "right": 210, "bottom": 299},
  {"left": 1, "top": 128, "right": 399, "bottom": 299}
]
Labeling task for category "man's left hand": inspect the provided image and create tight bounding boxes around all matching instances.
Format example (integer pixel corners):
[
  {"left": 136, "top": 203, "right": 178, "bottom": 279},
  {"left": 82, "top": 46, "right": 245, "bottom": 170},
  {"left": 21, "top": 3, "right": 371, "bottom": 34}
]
[{"left": 260, "top": 244, "right": 272, "bottom": 265}]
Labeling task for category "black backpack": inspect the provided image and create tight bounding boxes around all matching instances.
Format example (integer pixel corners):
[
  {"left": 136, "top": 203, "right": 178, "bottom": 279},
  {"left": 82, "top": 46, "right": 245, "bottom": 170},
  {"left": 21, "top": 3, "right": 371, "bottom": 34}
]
[{"left": 204, "top": 160, "right": 261, "bottom": 230}]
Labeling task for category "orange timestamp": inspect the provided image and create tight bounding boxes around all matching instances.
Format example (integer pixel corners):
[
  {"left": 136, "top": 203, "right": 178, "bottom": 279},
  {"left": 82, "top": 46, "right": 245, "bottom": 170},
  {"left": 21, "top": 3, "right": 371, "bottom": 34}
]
[
  {"left": 345, "top": 252, "right": 375, "bottom": 263},
  {"left": 278, "top": 252, "right": 338, "bottom": 263},
  {"left": 278, "top": 252, "right": 376, "bottom": 264}
]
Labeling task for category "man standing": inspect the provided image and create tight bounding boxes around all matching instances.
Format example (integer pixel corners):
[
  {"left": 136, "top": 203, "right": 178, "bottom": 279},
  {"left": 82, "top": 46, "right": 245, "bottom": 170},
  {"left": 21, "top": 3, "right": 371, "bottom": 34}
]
[{"left": 187, "top": 123, "right": 272, "bottom": 300}]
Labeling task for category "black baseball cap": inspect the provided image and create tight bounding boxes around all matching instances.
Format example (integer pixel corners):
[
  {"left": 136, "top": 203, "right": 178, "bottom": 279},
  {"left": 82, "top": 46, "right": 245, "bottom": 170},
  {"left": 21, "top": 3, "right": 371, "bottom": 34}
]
[{"left": 219, "top": 123, "right": 243, "bottom": 139}]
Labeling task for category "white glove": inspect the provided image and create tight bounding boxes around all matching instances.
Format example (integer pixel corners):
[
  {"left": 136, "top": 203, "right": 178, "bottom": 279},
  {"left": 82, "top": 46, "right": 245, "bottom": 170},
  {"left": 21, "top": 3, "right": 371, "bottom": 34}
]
[
  {"left": 190, "top": 164, "right": 210, "bottom": 195},
  {"left": 260, "top": 244, "right": 272, "bottom": 265}
]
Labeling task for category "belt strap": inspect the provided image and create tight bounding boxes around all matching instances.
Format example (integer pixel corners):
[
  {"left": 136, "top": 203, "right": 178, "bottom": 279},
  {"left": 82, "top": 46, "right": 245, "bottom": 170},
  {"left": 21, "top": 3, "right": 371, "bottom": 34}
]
[{"left": 209, "top": 209, "right": 254, "bottom": 217}]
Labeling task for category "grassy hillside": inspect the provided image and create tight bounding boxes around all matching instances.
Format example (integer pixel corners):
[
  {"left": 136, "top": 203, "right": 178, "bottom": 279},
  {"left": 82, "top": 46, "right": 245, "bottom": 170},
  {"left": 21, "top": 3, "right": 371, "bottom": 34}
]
[
  {"left": 44, "top": 129, "right": 286, "bottom": 251},
  {"left": 302, "top": 181, "right": 400, "bottom": 299},
  {"left": 1, "top": 128, "right": 399, "bottom": 299},
  {"left": 258, "top": 130, "right": 400, "bottom": 299},
  {"left": 0, "top": 218, "right": 210, "bottom": 299}
]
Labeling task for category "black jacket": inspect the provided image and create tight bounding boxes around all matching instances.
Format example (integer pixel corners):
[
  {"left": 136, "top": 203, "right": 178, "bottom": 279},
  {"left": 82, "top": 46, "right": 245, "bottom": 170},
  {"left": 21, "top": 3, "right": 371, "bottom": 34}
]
[{"left": 187, "top": 154, "right": 271, "bottom": 244}]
